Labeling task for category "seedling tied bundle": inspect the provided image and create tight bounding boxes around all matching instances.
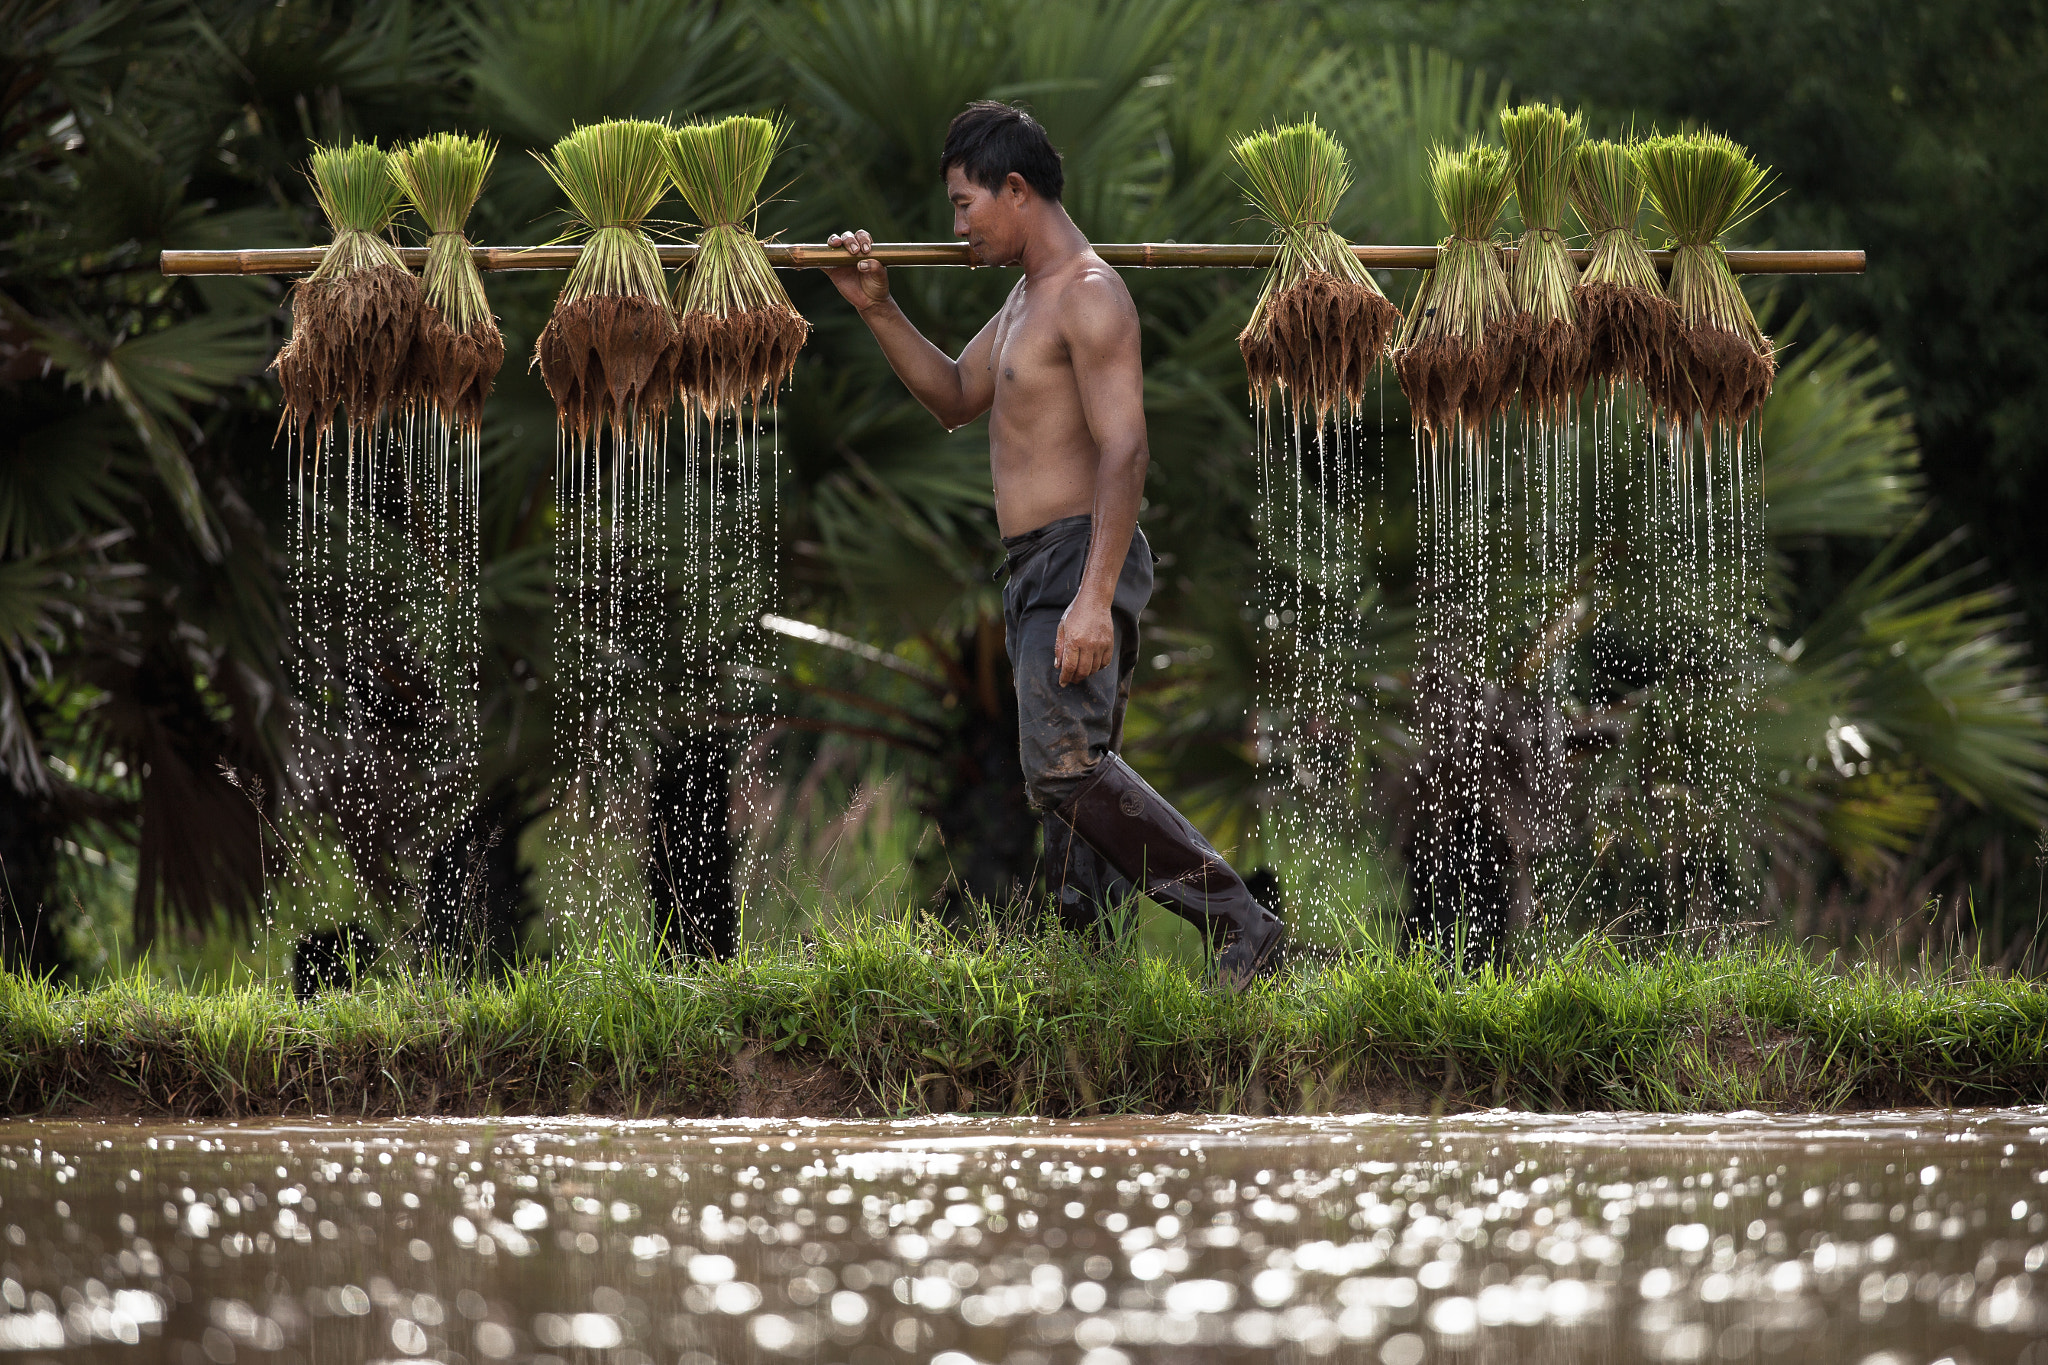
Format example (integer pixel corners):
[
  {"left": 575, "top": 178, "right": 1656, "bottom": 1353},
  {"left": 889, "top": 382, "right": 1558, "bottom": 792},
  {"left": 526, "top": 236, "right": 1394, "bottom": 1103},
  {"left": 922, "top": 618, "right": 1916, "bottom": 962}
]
[
  {"left": 1394, "top": 140, "right": 1518, "bottom": 438},
  {"left": 389, "top": 132, "right": 503, "bottom": 433},
  {"left": 668, "top": 115, "right": 809, "bottom": 417},
  {"left": 1231, "top": 120, "right": 1399, "bottom": 889},
  {"left": 1637, "top": 130, "right": 1777, "bottom": 430},
  {"left": 1394, "top": 139, "right": 1533, "bottom": 854},
  {"left": 1500, "top": 104, "right": 1587, "bottom": 421},
  {"left": 273, "top": 140, "right": 420, "bottom": 443},
  {"left": 661, "top": 116, "right": 796, "bottom": 916},
  {"left": 1570, "top": 134, "right": 1676, "bottom": 394},
  {"left": 1232, "top": 117, "right": 1400, "bottom": 422},
  {"left": 535, "top": 119, "right": 679, "bottom": 443}
]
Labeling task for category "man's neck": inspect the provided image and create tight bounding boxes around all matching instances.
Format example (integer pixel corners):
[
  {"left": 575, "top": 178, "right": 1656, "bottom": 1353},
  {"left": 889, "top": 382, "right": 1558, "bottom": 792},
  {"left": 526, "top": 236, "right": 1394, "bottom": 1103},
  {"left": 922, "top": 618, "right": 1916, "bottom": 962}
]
[{"left": 1016, "top": 205, "right": 1091, "bottom": 280}]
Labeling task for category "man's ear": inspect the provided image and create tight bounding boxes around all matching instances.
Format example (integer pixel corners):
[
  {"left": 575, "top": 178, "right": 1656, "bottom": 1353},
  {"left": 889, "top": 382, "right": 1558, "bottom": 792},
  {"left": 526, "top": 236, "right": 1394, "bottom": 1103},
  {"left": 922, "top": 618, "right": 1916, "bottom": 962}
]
[{"left": 1004, "top": 170, "right": 1033, "bottom": 206}]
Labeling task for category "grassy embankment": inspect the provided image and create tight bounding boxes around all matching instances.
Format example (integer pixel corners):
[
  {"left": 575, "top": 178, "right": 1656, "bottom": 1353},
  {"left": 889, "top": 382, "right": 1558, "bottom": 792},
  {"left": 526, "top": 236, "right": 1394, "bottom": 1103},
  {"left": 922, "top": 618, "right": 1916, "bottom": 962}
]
[{"left": 3, "top": 916, "right": 2044, "bottom": 1120}]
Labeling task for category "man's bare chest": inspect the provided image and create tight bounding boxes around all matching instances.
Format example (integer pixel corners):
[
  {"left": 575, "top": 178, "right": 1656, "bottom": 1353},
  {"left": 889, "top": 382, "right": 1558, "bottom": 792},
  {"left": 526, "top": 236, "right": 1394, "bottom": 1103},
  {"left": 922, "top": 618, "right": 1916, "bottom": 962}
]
[{"left": 989, "top": 293, "right": 1075, "bottom": 404}]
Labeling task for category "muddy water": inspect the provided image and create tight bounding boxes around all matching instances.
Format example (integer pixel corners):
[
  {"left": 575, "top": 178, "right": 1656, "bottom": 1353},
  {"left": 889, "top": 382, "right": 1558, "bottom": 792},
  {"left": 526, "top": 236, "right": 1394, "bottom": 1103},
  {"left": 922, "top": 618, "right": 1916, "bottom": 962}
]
[{"left": 2, "top": 1110, "right": 2045, "bottom": 1364}]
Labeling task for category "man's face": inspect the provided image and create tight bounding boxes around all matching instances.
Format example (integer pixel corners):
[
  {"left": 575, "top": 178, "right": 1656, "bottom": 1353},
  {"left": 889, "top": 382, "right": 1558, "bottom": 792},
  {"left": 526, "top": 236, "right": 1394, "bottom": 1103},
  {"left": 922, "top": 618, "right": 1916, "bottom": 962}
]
[{"left": 948, "top": 166, "right": 1028, "bottom": 266}]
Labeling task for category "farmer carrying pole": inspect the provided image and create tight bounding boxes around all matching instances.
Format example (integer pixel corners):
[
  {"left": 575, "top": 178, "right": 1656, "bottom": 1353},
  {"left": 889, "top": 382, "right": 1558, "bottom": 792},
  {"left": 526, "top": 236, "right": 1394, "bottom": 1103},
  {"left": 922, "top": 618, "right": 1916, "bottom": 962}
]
[{"left": 825, "top": 102, "right": 1285, "bottom": 988}]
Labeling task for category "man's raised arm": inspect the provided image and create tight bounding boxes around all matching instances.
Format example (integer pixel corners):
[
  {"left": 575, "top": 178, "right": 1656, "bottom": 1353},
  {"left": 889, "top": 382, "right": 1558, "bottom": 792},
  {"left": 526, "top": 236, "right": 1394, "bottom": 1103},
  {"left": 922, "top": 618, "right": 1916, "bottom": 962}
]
[
  {"left": 1055, "top": 267, "right": 1149, "bottom": 687},
  {"left": 825, "top": 229, "right": 995, "bottom": 431}
]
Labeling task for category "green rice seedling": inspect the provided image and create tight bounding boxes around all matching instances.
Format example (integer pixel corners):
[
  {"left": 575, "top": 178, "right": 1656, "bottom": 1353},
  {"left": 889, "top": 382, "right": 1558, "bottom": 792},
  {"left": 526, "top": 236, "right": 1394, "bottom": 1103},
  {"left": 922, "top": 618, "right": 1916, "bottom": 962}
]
[
  {"left": 389, "top": 132, "right": 504, "bottom": 431},
  {"left": 1231, "top": 117, "right": 1401, "bottom": 421},
  {"left": 666, "top": 114, "right": 809, "bottom": 417},
  {"left": 1500, "top": 103, "right": 1588, "bottom": 419},
  {"left": 1635, "top": 130, "right": 1777, "bottom": 428},
  {"left": 1393, "top": 139, "right": 1518, "bottom": 436},
  {"left": 1570, "top": 135, "right": 1678, "bottom": 392},
  {"left": 272, "top": 140, "right": 421, "bottom": 441},
  {"left": 533, "top": 118, "right": 678, "bottom": 439}
]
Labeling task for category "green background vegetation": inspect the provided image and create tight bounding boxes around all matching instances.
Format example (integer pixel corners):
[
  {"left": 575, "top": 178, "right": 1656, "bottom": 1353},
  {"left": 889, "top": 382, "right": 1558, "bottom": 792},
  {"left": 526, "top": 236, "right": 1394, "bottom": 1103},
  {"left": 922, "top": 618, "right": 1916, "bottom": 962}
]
[{"left": 4, "top": 0, "right": 2048, "bottom": 984}]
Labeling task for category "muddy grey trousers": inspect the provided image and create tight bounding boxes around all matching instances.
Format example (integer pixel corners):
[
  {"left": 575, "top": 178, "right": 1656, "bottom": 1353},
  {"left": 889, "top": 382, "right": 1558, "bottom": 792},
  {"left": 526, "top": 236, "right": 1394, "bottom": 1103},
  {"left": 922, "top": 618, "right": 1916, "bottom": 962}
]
[{"left": 1001, "top": 514, "right": 1153, "bottom": 930}]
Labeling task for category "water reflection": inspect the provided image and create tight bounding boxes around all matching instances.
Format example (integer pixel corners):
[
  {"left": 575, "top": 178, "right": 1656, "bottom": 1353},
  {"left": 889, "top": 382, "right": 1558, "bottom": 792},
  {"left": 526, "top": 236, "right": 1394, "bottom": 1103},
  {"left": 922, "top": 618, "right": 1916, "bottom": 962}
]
[{"left": 1, "top": 1109, "right": 2044, "bottom": 1362}]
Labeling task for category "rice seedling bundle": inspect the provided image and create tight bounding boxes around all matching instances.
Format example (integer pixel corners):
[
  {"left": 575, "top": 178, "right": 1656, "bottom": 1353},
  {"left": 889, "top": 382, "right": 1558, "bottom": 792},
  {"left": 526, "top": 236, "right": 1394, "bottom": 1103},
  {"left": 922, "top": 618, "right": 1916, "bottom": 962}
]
[
  {"left": 1635, "top": 130, "right": 1776, "bottom": 428},
  {"left": 533, "top": 119, "right": 678, "bottom": 439},
  {"left": 1500, "top": 104, "right": 1587, "bottom": 419},
  {"left": 1231, "top": 117, "right": 1400, "bottom": 420},
  {"left": 1394, "top": 140, "right": 1518, "bottom": 436},
  {"left": 666, "top": 115, "right": 810, "bottom": 417},
  {"left": 389, "top": 132, "right": 504, "bottom": 432},
  {"left": 1569, "top": 136, "right": 1677, "bottom": 391},
  {"left": 273, "top": 140, "right": 421, "bottom": 441}
]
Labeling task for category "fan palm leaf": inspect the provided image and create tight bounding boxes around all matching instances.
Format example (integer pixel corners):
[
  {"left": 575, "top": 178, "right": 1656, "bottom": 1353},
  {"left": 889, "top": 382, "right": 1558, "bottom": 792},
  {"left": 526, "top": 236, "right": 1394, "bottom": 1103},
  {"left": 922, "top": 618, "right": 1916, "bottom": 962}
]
[{"left": 17, "top": 309, "right": 268, "bottom": 562}]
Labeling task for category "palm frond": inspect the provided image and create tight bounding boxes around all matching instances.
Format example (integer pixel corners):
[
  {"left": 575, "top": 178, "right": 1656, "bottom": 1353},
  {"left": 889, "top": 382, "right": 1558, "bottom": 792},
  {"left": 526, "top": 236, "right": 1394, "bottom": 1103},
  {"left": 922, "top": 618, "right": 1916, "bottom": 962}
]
[
  {"left": 0, "top": 535, "right": 141, "bottom": 794},
  {"left": 1354, "top": 45, "right": 1509, "bottom": 248},
  {"left": 464, "top": 0, "right": 761, "bottom": 147},
  {"left": 1786, "top": 520, "right": 2048, "bottom": 825},
  {"left": 22, "top": 311, "right": 268, "bottom": 561},
  {"left": 1758, "top": 321, "right": 1922, "bottom": 547}
]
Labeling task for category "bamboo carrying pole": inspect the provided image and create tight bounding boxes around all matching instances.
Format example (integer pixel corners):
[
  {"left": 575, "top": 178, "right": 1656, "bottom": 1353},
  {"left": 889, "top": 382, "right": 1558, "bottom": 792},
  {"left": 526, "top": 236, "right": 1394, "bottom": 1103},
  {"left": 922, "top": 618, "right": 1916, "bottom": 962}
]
[{"left": 159, "top": 243, "right": 1864, "bottom": 276}]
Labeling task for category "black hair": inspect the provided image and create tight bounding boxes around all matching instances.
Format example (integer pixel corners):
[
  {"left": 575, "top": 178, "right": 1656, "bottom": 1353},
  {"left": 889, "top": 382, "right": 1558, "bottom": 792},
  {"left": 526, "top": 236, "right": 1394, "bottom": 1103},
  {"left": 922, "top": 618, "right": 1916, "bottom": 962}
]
[{"left": 940, "top": 101, "right": 1064, "bottom": 202}]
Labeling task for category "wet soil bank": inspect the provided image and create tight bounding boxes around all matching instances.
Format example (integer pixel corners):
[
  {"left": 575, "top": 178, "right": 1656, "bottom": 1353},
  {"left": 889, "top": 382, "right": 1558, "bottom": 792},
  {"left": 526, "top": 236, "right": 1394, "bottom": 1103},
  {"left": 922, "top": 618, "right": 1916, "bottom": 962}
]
[{"left": 5, "top": 934, "right": 2044, "bottom": 1120}]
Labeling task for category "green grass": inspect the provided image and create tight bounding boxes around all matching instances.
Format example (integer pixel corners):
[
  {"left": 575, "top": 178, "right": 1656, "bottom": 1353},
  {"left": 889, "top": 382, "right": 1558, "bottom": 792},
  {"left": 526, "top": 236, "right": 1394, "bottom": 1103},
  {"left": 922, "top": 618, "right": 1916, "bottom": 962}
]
[{"left": 5, "top": 915, "right": 2044, "bottom": 1121}]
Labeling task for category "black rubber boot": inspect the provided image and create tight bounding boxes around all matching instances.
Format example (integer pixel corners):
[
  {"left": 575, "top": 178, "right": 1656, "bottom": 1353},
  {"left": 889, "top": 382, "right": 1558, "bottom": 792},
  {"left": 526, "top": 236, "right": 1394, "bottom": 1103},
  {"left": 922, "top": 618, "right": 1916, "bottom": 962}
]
[
  {"left": 1054, "top": 755, "right": 1284, "bottom": 989},
  {"left": 1042, "top": 813, "right": 1135, "bottom": 942}
]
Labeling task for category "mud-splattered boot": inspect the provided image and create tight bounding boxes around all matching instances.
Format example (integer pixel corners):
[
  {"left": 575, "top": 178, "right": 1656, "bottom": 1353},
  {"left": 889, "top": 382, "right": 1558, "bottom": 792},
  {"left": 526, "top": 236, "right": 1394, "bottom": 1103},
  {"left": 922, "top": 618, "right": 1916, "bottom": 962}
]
[{"left": 1054, "top": 755, "right": 1284, "bottom": 989}]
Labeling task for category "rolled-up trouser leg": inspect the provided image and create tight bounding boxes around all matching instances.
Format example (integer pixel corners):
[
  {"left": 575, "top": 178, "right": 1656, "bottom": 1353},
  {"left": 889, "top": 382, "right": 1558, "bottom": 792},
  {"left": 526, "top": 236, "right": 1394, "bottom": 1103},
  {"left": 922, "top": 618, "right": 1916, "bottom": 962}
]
[{"left": 1054, "top": 754, "right": 1283, "bottom": 987}]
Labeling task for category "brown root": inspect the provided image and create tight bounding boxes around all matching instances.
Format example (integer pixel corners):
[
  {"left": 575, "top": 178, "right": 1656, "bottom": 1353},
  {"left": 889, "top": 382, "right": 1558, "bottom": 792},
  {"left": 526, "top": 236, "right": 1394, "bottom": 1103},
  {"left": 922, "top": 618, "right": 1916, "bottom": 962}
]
[
  {"left": 1394, "top": 325, "right": 1520, "bottom": 440},
  {"left": 1239, "top": 272, "right": 1400, "bottom": 420},
  {"left": 411, "top": 306, "right": 505, "bottom": 432},
  {"left": 271, "top": 264, "right": 422, "bottom": 443},
  {"left": 674, "top": 304, "right": 810, "bottom": 417},
  {"left": 1576, "top": 282, "right": 1679, "bottom": 395},
  {"left": 534, "top": 294, "right": 679, "bottom": 441},
  {"left": 1645, "top": 321, "right": 1775, "bottom": 431},
  {"left": 270, "top": 330, "right": 335, "bottom": 446},
  {"left": 1469, "top": 321, "right": 1525, "bottom": 430},
  {"left": 1511, "top": 314, "right": 1590, "bottom": 423}
]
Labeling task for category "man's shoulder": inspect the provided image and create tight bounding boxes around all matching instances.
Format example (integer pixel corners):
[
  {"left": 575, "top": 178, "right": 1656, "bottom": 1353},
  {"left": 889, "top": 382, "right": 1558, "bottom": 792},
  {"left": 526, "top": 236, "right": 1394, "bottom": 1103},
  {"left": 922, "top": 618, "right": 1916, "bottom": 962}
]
[
  {"left": 1068, "top": 249, "right": 1129, "bottom": 292},
  {"left": 1062, "top": 254, "right": 1136, "bottom": 317},
  {"left": 1056, "top": 262, "right": 1140, "bottom": 359}
]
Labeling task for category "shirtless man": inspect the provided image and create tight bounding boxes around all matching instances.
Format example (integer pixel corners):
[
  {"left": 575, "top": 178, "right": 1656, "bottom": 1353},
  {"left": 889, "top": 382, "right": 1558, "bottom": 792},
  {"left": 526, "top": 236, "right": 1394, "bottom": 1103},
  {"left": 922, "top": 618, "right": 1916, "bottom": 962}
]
[{"left": 824, "top": 102, "right": 1283, "bottom": 988}]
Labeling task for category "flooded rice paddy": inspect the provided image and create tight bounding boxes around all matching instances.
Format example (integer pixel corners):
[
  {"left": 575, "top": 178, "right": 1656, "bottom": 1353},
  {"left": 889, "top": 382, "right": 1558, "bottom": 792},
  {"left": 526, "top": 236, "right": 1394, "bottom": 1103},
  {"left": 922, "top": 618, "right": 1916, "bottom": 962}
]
[{"left": 3, "top": 1109, "right": 2045, "bottom": 1363}]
